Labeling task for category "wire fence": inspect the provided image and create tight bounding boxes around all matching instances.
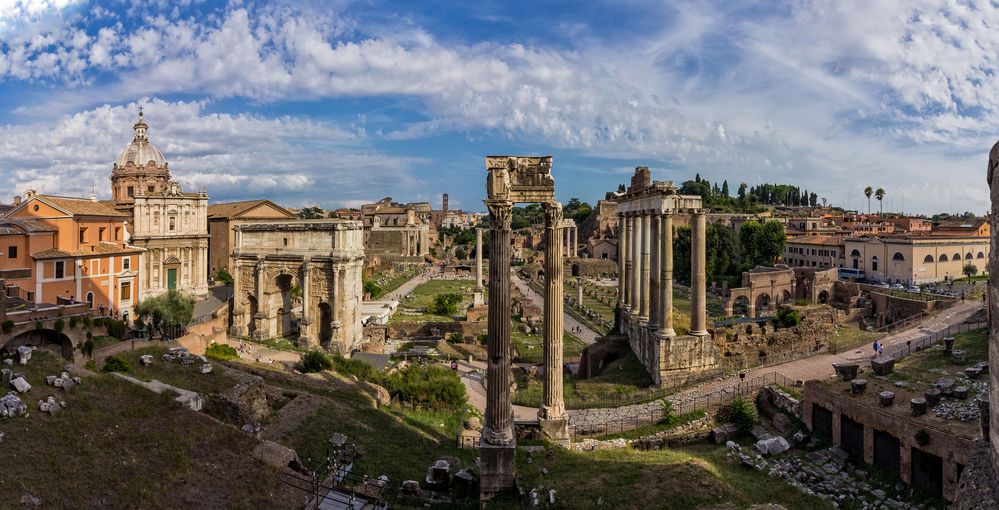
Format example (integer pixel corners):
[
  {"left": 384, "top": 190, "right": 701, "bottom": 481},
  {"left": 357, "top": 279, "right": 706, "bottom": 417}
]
[{"left": 568, "top": 371, "right": 796, "bottom": 437}]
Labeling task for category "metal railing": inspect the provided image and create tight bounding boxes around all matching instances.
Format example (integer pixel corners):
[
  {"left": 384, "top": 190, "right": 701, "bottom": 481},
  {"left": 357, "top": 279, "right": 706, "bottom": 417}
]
[{"left": 884, "top": 320, "right": 987, "bottom": 363}]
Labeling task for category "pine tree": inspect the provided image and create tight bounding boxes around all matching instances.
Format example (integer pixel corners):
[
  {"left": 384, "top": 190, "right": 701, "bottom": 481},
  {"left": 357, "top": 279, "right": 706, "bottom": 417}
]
[{"left": 722, "top": 180, "right": 729, "bottom": 197}]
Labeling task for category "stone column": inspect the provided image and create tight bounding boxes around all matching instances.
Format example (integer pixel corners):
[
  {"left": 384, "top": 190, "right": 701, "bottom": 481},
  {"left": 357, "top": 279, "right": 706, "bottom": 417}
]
[
  {"left": 649, "top": 212, "right": 661, "bottom": 329},
  {"left": 298, "top": 261, "right": 312, "bottom": 346},
  {"left": 539, "top": 201, "right": 568, "bottom": 442},
  {"left": 572, "top": 225, "right": 578, "bottom": 258},
  {"left": 577, "top": 277, "right": 583, "bottom": 304},
  {"left": 621, "top": 215, "right": 631, "bottom": 310},
  {"left": 639, "top": 212, "right": 651, "bottom": 321},
  {"left": 480, "top": 199, "right": 516, "bottom": 494},
  {"left": 690, "top": 209, "right": 708, "bottom": 336},
  {"left": 473, "top": 228, "right": 484, "bottom": 306},
  {"left": 630, "top": 213, "right": 641, "bottom": 316},
  {"left": 253, "top": 258, "right": 265, "bottom": 339},
  {"left": 660, "top": 213, "right": 675, "bottom": 337}
]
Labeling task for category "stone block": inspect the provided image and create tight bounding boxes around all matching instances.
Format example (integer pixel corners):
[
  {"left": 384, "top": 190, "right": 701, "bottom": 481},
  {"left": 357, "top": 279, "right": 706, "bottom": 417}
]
[
  {"left": 925, "top": 388, "right": 941, "bottom": 406},
  {"left": 870, "top": 358, "right": 894, "bottom": 376},
  {"left": 833, "top": 363, "right": 859, "bottom": 381},
  {"left": 198, "top": 364, "right": 213, "bottom": 374},
  {"left": 16, "top": 346, "right": 31, "bottom": 365},
  {"left": 911, "top": 398, "right": 927, "bottom": 416},
  {"left": 850, "top": 379, "right": 867, "bottom": 395},
  {"left": 953, "top": 386, "right": 969, "bottom": 400},
  {"left": 953, "top": 349, "right": 967, "bottom": 364},
  {"left": 139, "top": 355, "right": 153, "bottom": 366},
  {"left": 878, "top": 391, "right": 894, "bottom": 407},
  {"left": 10, "top": 377, "right": 30, "bottom": 393},
  {"left": 712, "top": 424, "right": 739, "bottom": 444},
  {"left": 754, "top": 436, "right": 791, "bottom": 456}
]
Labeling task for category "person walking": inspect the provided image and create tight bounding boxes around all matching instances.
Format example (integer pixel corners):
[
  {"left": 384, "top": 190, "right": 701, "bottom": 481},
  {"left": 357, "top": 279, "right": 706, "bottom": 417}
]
[
  {"left": 877, "top": 342, "right": 884, "bottom": 358},
  {"left": 872, "top": 340, "right": 880, "bottom": 358}
]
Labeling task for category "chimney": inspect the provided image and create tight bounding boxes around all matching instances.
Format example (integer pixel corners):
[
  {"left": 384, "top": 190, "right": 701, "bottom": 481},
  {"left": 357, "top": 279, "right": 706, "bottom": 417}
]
[{"left": 12, "top": 195, "right": 20, "bottom": 206}]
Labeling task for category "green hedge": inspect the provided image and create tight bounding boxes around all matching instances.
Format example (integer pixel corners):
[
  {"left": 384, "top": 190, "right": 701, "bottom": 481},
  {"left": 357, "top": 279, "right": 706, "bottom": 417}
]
[{"left": 205, "top": 343, "right": 238, "bottom": 361}]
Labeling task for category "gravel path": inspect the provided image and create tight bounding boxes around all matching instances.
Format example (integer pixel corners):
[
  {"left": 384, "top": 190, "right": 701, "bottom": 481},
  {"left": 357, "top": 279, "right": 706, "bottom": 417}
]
[{"left": 510, "top": 272, "right": 600, "bottom": 345}]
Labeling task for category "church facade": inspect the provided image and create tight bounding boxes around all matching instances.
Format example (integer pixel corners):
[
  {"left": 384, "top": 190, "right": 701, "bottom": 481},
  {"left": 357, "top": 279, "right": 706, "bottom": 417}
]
[{"left": 110, "top": 111, "right": 209, "bottom": 299}]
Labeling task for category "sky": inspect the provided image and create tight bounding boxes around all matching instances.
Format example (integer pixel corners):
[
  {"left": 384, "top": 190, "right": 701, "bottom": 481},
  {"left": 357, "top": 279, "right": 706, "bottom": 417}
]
[{"left": 0, "top": 0, "right": 995, "bottom": 215}]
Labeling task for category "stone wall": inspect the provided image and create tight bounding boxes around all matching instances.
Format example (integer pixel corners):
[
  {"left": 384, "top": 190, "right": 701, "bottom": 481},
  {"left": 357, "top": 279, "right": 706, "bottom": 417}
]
[
  {"left": 714, "top": 305, "right": 838, "bottom": 369},
  {"left": 569, "top": 258, "right": 617, "bottom": 278},
  {"left": 803, "top": 381, "right": 973, "bottom": 501},
  {"left": 363, "top": 325, "right": 386, "bottom": 343},
  {"left": 577, "top": 335, "right": 630, "bottom": 379},
  {"left": 869, "top": 291, "right": 940, "bottom": 326},
  {"left": 176, "top": 308, "right": 228, "bottom": 356},
  {"left": 385, "top": 320, "right": 487, "bottom": 340}
]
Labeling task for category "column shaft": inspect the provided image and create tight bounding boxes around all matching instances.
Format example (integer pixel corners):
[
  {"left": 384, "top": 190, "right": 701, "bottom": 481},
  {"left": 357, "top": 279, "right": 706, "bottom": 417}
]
[
  {"left": 661, "top": 213, "right": 675, "bottom": 336},
  {"left": 690, "top": 210, "right": 708, "bottom": 336},
  {"left": 630, "top": 214, "right": 640, "bottom": 313},
  {"left": 572, "top": 226, "right": 578, "bottom": 257},
  {"left": 618, "top": 215, "right": 629, "bottom": 324},
  {"left": 541, "top": 202, "right": 567, "bottom": 427},
  {"left": 475, "top": 228, "right": 484, "bottom": 290},
  {"left": 649, "top": 212, "right": 661, "bottom": 329},
  {"left": 483, "top": 201, "right": 514, "bottom": 445},
  {"left": 639, "top": 213, "right": 651, "bottom": 320}
]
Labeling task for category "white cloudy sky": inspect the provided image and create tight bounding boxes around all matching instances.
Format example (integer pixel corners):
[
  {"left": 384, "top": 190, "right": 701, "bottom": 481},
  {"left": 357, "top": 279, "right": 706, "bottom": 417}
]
[{"left": 0, "top": 0, "right": 994, "bottom": 214}]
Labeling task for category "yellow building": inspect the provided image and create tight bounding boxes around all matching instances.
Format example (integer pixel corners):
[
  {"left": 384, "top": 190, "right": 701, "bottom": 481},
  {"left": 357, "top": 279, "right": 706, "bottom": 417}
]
[{"left": 844, "top": 233, "right": 989, "bottom": 284}]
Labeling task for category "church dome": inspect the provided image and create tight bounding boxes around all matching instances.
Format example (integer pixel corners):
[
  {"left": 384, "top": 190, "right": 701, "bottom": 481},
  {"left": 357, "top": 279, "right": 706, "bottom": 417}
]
[{"left": 114, "top": 111, "right": 167, "bottom": 170}]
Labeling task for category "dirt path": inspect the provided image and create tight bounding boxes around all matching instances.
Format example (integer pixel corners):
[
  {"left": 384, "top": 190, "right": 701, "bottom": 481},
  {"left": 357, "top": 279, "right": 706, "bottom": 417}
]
[
  {"left": 383, "top": 272, "right": 430, "bottom": 301},
  {"left": 511, "top": 272, "right": 600, "bottom": 345}
]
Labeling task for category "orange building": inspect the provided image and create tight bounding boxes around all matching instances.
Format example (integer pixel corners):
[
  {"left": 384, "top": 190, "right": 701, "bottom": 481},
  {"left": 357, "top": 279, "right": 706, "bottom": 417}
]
[{"left": 2, "top": 193, "right": 144, "bottom": 320}]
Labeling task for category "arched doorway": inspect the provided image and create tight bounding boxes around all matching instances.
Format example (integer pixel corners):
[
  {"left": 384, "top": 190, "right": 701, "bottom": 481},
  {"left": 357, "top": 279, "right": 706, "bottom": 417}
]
[
  {"left": 755, "top": 293, "right": 771, "bottom": 314},
  {"left": 781, "top": 289, "right": 792, "bottom": 304},
  {"left": 319, "top": 302, "right": 333, "bottom": 347},
  {"left": 732, "top": 295, "right": 750, "bottom": 316},
  {"left": 4, "top": 328, "right": 74, "bottom": 360},
  {"left": 818, "top": 290, "right": 830, "bottom": 304},
  {"left": 85, "top": 292, "right": 94, "bottom": 310},
  {"left": 276, "top": 274, "right": 295, "bottom": 338},
  {"left": 246, "top": 294, "right": 258, "bottom": 337}
]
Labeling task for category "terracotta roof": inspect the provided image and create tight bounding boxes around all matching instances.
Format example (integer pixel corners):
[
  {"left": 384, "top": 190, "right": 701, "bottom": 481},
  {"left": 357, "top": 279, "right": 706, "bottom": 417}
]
[
  {"left": 32, "top": 242, "right": 144, "bottom": 260},
  {"left": 36, "top": 195, "right": 130, "bottom": 217},
  {"left": 208, "top": 199, "right": 292, "bottom": 220},
  {"left": 0, "top": 218, "right": 57, "bottom": 234},
  {"left": 786, "top": 235, "right": 844, "bottom": 246}
]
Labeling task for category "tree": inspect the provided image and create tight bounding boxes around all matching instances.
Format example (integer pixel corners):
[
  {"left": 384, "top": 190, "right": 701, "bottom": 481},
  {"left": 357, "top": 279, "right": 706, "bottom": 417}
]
[
  {"left": 875, "top": 188, "right": 885, "bottom": 216},
  {"left": 298, "top": 206, "right": 325, "bottom": 219},
  {"left": 864, "top": 186, "right": 873, "bottom": 215},
  {"left": 737, "top": 183, "right": 747, "bottom": 200},
  {"left": 809, "top": 192, "right": 818, "bottom": 207},
  {"left": 963, "top": 263, "right": 979, "bottom": 279},
  {"left": 134, "top": 290, "right": 195, "bottom": 338},
  {"left": 739, "top": 220, "right": 786, "bottom": 267},
  {"left": 821, "top": 197, "right": 827, "bottom": 207},
  {"left": 721, "top": 180, "right": 729, "bottom": 197},
  {"left": 429, "top": 293, "right": 463, "bottom": 315},
  {"left": 214, "top": 268, "right": 233, "bottom": 285}
]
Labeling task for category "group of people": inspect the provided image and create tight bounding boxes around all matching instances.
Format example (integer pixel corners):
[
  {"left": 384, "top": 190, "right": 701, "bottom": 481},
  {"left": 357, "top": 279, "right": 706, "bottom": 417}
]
[
  {"left": 569, "top": 325, "right": 585, "bottom": 334},
  {"left": 872, "top": 340, "right": 885, "bottom": 358}
]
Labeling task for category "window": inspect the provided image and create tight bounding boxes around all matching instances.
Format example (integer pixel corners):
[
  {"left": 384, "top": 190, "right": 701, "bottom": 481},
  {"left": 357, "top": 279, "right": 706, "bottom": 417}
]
[
  {"left": 953, "top": 253, "right": 961, "bottom": 261},
  {"left": 169, "top": 216, "right": 176, "bottom": 231},
  {"left": 939, "top": 254, "right": 949, "bottom": 262},
  {"left": 283, "top": 238, "right": 288, "bottom": 246},
  {"left": 114, "top": 227, "right": 121, "bottom": 240},
  {"left": 123, "top": 258, "right": 130, "bottom": 270},
  {"left": 98, "top": 227, "right": 106, "bottom": 241},
  {"left": 148, "top": 186, "right": 155, "bottom": 192},
  {"left": 7, "top": 246, "right": 15, "bottom": 258},
  {"left": 32, "top": 204, "right": 39, "bottom": 212},
  {"left": 966, "top": 252, "right": 973, "bottom": 260},
  {"left": 923, "top": 255, "right": 934, "bottom": 263},
  {"left": 978, "top": 251, "right": 986, "bottom": 259},
  {"left": 892, "top": 252, "right": 904, "bottom": 261},
  {"left": 127, "top": 186, "right": 134, "bottom": 197},
  {"left": 54, "top": 261, "right": 65, "bottom": 279},
  {"left": 120, "top": 281, "right": 131, "bottom": 301},
  {"left": 851, "top": 249, "right": 861, "bottom": 257},
  {"left": 79, "top": 228, "right": 87, "bottom": 243}
]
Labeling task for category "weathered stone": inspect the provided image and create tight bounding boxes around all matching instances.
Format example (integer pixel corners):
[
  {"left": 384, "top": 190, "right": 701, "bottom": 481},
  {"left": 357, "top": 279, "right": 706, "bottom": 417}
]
[
  {"left": 878, "top": 391, "right": 894, "bottom": 407},
  {"left": 198, "top": 364, "right": 212, "bottom": 374},
  {"left": 2, "top": 359, "right": 11, "bottom": 367},
  {"left": 53, "top": 378, "right": 63, "bottom": 388},
  {"left": 712, "top": 424, "right": 740, "bottom": 444},
  {"left": 953, "top": 386, "right": 969, "bottom": 400},
  {"left": 850, "top": 379, "right": 867, "bottom": 395},
  {"left": 61, "top": 379, "right": 75, "bottom": 392},
  {"left": 10, "top": 377, "right": 30, "bottom": 393},
  {"left": 965, "top": 367, "right": 982, "bottom": 379},
  {"left": 0, "top": 430, "right": 5, "bottom": 442},
  {"left": 870, "top": 358, "right": 894, "bottom": 376},
  {"left": 793, "top": 430, "right": 810, "bottom": 444},
  {"left": 45, "top": 376, "right": 56, "bottom": 386},
  {"left": 925, "top": 388, "right": 942, "bottom": 406},
  {"left": 754, "top": 436, "right": 791, "bottom": 456},
  {"left": 465, "top": 416, "right": 482, "bottom": 431},
  {"left": 139, "top": 355, "right": 153, "bottom": 366},
  {"left": 834, "top": 363, "right": 859, "bottom": 381},
  {"left": 401, "top": 480, "right": 421, "bottom": 496},
  {"left": 16, "top": 346, "right": 31, "bottom": 365},
  {"left": 953, "top": 349, "right": 967, "bottom": 364},
  {"left": 911, "top": 398, "right": 927, "bottom": 416},
  {"left": 425, "top": 459, "right": 452, "bottom": 490}
]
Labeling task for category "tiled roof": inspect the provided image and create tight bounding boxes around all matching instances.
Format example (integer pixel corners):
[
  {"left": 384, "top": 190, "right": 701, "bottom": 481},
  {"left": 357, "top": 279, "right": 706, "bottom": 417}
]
[
  {"left": 208, "top": 199, "right": 292, "bottom": 219},
  {"left": 0, "top": 218, "right": 57, "bottom": 234},
  {"left": 37, "top": 195, "right": 130, "bottom": 217},
  {"left": 786, "top": 235, "right": 844, "bottom": 246},
  {"left": 32, "top": 242, "right": 143, "bottom": 259}
]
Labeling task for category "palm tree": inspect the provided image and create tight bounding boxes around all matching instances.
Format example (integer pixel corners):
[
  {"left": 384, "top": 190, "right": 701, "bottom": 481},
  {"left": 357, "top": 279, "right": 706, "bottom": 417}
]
[
  {"left": 875, "top": 188, "right": 885, "bottom": 216},
  {"left": 864, "top": 186, "right": 873, "bottom": 215}
]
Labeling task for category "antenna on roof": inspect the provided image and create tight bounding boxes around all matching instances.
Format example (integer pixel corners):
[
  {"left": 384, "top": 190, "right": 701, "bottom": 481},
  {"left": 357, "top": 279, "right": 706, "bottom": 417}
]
[{"left": 90, "top": 181, "right": 97, "bottom": 202}]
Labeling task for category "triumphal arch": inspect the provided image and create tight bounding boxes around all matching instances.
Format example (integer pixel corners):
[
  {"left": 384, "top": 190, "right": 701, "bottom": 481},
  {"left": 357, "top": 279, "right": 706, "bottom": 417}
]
[
  {"left": 230, "top": 220, "right": 365, "bottom": 353},
  {"left": 481, "top": 156, "right": 568, "bottom": 500}
]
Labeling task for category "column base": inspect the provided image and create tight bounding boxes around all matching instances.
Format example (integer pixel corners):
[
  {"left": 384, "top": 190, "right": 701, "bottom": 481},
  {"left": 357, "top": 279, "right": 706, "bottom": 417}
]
[
  {"left": 479, "top": 440, "right": 517, "bottom": 500},
  {"left": 539, "top": 417, "right": 570, "bottom": 444},
  {"left": 657, "top": 328, "right": 676, "bottom": 338},
  {"left": 689, "top": 329, "right": 709, "bottom": 337},
  {"left": 473, "top": 289, "right": 484, "bottom": 307}
]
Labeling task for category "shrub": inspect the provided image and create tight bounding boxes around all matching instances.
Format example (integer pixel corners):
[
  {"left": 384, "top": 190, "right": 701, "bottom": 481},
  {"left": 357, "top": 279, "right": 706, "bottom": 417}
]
[
  {"left": 428, "top": 293, "right": 463, "bottom": 315},
  {"left": 34, "top": 321, "right": 43, "bottom": 330},
  {"left": 53, "top": 318, "right": 65, "bottom": 333},
  {"left": 1, "top": 320, "right": 13, "bottom": 334},
  {"left": 773, "top": 307, "right": 802, "bottom": 328},
  {"left": 69, "top": 316, "right": 80, "bottom": 329},
  {"left": 299, "top": 351, "right": 333, "bottom": 373},
  {"left": 363, "top": 279, "right": 385, "bottom": 299},
  {"left": 80, "top": 339, "right": 95, "bottom": 359},
  {"left": 83, "top": 316, "right": 93, "bottom": 330},
  {"left": 84, "top": 360, "right": 97, "bottom": 372},
  {"left": 214, "top": 269, "right": 234, "bottom": 285},
  {"left": 206, "top": 343, "right": 239, "bottom": 361},
  {"left": 94, "top": 318, "right": 128, "bottom": 339},
  {"left": 102, "top": 355, "right": 131, "bottom": 373},
  {"left": 448, "top": 332, "right": 464, "bottom": 344},
  {"left": 330, "top": 354, "right": 379, "bottom": 382},
  {"left": 658, "top": 398, "right": 675, "bottom": 426},
  {"left": 384, "top": 364, "right": 466, "bottom": 409},
  {"left": 717, "top": 397, "right": 758, "bottom": 433}
]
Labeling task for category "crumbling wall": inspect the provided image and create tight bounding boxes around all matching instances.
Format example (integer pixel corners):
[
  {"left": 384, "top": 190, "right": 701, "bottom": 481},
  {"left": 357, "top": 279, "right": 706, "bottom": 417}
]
[{"left": 204, "top": 373, "right": 270, "bottom": 427}]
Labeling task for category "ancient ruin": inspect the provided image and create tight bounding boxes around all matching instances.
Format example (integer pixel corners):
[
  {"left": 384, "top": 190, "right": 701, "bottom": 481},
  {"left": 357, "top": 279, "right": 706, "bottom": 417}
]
[
  {"left": 616, "top": 167, "right": 714, "bottom": 386},
  {"left": 480, "top": 156, "right": 565, "bottom": 500},
  {"left": 724, "top": 265, "right": 839, "bottom": 317},
  {"left": 230, "top": 220, "right": 365, "bottom": 352}
]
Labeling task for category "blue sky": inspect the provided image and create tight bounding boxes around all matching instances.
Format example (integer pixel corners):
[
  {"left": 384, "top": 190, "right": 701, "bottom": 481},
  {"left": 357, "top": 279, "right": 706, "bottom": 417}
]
[{"left": 0, "top": 0, "right": 995, "bottom": 214}]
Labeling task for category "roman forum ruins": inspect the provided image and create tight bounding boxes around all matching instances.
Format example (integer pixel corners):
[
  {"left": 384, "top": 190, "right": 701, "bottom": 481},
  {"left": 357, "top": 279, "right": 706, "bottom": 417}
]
[
  {"left": 480, "top": 156, "right": 567, "bottom": 499},
  {"left": 617, "top": 169, "right": 716, "bottom": 387}
]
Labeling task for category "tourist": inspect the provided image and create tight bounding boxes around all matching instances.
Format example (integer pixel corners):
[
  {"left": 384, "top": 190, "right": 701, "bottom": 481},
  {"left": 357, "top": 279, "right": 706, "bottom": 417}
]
[
  {"left": 872, "top": 340, "right": 880, "bottom": 358},
  {"left": 877, "top": 343, "right": 884, "bottom": 358},
  {"left": 451, "top": 360, "right": 459, "bottom": 372}
]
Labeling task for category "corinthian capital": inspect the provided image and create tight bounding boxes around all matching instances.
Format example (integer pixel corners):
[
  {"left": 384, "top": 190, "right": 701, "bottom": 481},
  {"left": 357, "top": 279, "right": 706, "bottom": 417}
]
[
  {"left": 543, "top": 200, "right": 563, "bottom": 227},
  {"left": 484, "top": 200, "right": 513, "bottom": 230}
]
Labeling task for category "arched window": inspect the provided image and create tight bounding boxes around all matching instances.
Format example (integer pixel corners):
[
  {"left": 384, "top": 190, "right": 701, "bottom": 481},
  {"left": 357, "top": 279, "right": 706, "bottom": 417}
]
[
  {"left": 953, "top": 253, "right": 961, "bottom": 261},
  {"left": 966, "top": 252, "right": 973, "bottom": 260},
  {"left": 939, "top": 254, "right": 948, "bottom": 262},
  {"left": 850, "top": 249, "right": 861, "bottom": 257},
  {"left": 978, "top": 251, "right": 985, "bottom": 259},
  {"left": 892, "top": 252, "right": 904, "bottom": 261},
  {"left": 923, "top": 255, "right": 933, "bottom": 263}
]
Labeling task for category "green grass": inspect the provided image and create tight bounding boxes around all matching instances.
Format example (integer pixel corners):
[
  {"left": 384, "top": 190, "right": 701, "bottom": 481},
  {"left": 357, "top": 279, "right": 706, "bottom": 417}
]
[
  {"left": 0, "top": 350, "right": 295, "bottom": 509},
  {"left": 507, "top": 443, "right": 831, "bottom": 510},
  {"left": 513, "top": 351, "right": 656, "bottom": 408},
  {"left": 241, "top": 335, "right": 306, "bottom": 353},
  {"left": 117, "top": 346, "right": 244, "bottom": 395},
  {"left": 828, "top": 321, "right": 887, "bottom": 354},
  {"left": 887, "top": 327, "right": 988, "bottom": 384},
  {"left": 510, "top": 319, "right": 587, "bottom": 363},
  {"left": 593, "top": 409, "right": 707, "bottom": 440},
  {"left": 90, "top": 334, "right": 122, "bottom": 351},
  {"left": 390, "top": 279, "right": 476, "bottom": 322},
  {"left": 376, "top": 268, "right": 421, "bottom": 296}
]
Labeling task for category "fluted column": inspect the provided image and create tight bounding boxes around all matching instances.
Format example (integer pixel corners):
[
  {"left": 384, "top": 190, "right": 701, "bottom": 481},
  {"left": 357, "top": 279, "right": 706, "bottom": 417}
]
[
  {"left": 572, "top": 225, "right": 578, "bottom": 258},
  {"left": 539, "top": 201, "right": 568, "bottom": 441},
  {"left": 621, "top": 215, "right": 632, "bottom": 310},
  {"left": 639, "top": 212, "right": 651, "bottom": 321},
  {"left": 660, "top": 213, "right": 675, "bottom": 337},
  {"left": 649, "top": 212, "right": 661, "bottom": 329},
  {"left": 690, "top": 209, "right": 708, "bottom": 336},
  {"left": 299, "top": 260, "right": 312, "bottom": 345},
  {"left": 473, "top": 228, "right": 484, "bottom": 306},
  {"left": 630, "top": 213, "right": 640, "bottom": 315},
  {"left": 483, "top": 200, "right": 514, "bottom": 444}
]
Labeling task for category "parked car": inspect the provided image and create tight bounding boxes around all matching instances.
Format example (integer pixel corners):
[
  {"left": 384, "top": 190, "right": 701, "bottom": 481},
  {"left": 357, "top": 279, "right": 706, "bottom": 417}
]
[
  {"left": 890, "top": 283, "right": 905, "bottom": 290},
  {"left": 906, "top": 286, "right": 920, "bottom": 293}
]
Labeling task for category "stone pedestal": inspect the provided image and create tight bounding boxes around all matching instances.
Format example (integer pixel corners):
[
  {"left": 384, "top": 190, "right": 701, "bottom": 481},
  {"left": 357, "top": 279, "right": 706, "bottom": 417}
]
[{"left": 479, "top": 442, "right": 517, "bottom": 495}]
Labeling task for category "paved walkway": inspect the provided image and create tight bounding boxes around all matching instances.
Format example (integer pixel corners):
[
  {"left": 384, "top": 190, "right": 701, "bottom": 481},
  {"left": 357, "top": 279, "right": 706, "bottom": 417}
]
[
  {"left": 510, "top": 272, "right": 600, "bottom": 345},
  {"left": 383, "top": 272, "right": 430, "bottom": 301}
]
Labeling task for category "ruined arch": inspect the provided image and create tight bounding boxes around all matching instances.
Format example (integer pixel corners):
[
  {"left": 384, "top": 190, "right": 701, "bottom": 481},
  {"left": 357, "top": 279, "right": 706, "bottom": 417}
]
[
  {"left": 755, "top": 293, "right": 771, "bottom": 314},
  {"left": 818, "top": 290, "right": 829, "bottom": 304},
  {"left": 245, "top": 294, "right": 258, "bottom": 337},
  {"left": 781, "top": 289, "right": 792, "bottom": 304},
  {"left": 318, "top": 301, "right": 333, "bottom": 347},
  {"left": 732, "top": 295, "right": 750, "bottom": 316},
  {"left": 3, "top": 329, "right": 73, "bottom": 360}
]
